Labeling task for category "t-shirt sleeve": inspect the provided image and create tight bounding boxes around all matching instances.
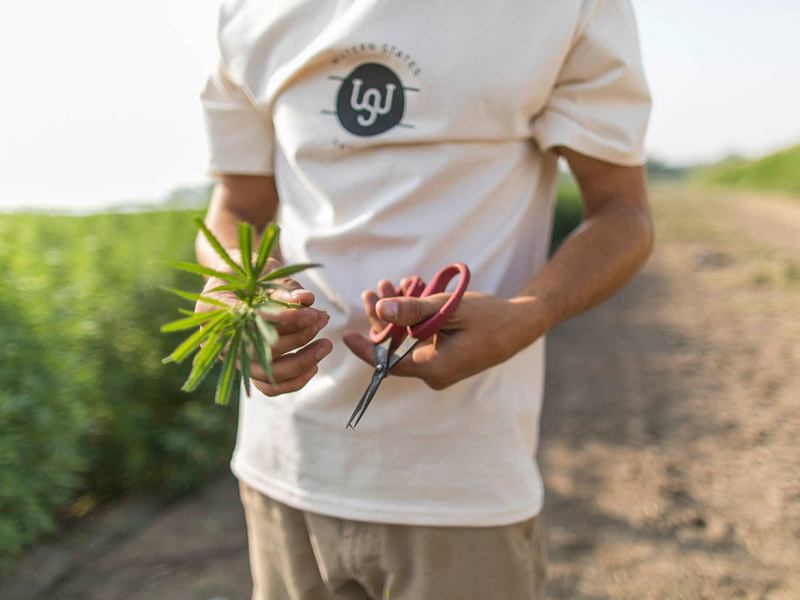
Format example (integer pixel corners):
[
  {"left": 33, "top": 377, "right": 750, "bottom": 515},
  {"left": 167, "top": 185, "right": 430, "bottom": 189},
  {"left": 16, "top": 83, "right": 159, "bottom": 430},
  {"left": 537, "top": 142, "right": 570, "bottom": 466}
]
[
  {"left": 531, "top": 0, "right": 651, "bottom": 166},
  {"left": 200, "top": 59, "right": 275, "bottom": 176}
]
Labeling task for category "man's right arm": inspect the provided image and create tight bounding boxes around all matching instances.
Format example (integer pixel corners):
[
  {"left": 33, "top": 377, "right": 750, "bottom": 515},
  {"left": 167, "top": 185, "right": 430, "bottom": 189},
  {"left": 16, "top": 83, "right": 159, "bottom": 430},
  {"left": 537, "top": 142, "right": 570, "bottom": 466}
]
[
  {"left": 197, "top": 174, "right": 280, "bottom": 268},
  {"left": 196, "top": 174, "right": 332, "bottom": 397}
]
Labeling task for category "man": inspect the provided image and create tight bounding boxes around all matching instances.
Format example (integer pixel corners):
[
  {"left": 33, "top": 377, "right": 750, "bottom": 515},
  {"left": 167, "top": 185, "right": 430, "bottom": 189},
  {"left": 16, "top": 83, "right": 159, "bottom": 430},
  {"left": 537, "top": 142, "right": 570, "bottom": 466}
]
[{"left": 197, "top": 0, "right": 652, "bottom": 598}]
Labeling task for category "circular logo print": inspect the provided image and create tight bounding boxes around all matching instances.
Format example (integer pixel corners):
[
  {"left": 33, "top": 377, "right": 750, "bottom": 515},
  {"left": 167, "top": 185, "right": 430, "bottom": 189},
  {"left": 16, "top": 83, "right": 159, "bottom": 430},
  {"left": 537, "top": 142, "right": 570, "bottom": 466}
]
[{"left": 335, "top": 63, "right": 404, "bottom": 137}]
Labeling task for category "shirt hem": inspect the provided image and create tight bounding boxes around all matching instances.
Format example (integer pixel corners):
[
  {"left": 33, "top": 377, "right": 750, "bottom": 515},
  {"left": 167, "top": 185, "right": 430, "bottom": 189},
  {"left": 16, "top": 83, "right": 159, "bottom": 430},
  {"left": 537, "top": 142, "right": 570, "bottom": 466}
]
[{"left": 231, "top": 458, "right": 545, "bottom": 528}]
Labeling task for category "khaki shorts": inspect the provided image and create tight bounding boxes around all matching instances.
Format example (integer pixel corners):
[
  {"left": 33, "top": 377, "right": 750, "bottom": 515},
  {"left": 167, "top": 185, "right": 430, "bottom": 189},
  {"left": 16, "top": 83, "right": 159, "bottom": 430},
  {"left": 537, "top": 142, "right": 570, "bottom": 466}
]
[{"left": 239, "top": 480, "right": 547, "bottom": 600}]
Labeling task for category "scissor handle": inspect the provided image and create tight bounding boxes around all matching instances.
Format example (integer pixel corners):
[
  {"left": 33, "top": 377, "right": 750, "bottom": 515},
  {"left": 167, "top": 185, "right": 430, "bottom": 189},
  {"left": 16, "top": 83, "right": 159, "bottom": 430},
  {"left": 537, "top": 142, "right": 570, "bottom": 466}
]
[
  {"left": 368, "top": 276, "right": 425, "bottom": 344},
  {"left": 409, "top": 262, "right": 470, "bottom": 341}
]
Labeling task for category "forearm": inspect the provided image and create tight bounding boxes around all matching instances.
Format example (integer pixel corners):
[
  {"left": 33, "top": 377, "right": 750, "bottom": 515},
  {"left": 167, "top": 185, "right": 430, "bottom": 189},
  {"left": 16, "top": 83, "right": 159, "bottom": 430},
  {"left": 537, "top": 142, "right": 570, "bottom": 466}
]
[
  {"left": 510, "top": 197, "right": 653, "bottom": 347},
  {"left": 196, "top": 174, "right": 280, "bottom": 271}
]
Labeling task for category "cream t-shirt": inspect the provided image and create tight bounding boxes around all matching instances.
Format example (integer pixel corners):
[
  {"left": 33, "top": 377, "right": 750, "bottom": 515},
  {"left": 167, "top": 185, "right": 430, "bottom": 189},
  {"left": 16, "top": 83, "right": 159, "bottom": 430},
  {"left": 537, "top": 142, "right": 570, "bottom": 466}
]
[{"left": 201, "top": 0, "right": 650, "bottom": 526}]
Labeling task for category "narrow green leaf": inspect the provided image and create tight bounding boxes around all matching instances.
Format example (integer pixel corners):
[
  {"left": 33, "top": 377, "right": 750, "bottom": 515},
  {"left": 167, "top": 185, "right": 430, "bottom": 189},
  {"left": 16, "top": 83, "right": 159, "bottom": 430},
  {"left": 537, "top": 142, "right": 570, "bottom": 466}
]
[
  {"left": 215, "top": 329, "right": 241, "bottom": 405},
  {"left": 160, "top": 309, "right": 225, "bottom": 332},
  {"left": 161, "top": 261, "right": 246, "bottom": 283},
  {"left": 245, "top": 325, "right": 275, "bottom": 386},
  {"left": 163, "top": 312, "right": 230, "bottom": 364},
  {"left": 253, "top": 301, "right": 283, "bottom": 316},
  {"left": 178, "top": 308, "right": 196, "bottom": 317},
  {"left": 182, "top": 323, "right": 233, "bottom": 391},
  {"left": 240, "top": 331, "right": 252, "bottom": 398},
  {"left": 255, "top": 222, "right": 279, "bottom": 276},
  {"left": 258, "top": 263, "right": 321, "bottom": 282},
  {"left": 181, "top": 326, "right": 232, "bottom": 392},
  {"left": 262, "top": 298, "right": 309, "bottom": 310},
  {"left": 195, "top": 217, "right": 246, "bottom": 277},
  {"left": 238, "top": 222, "right": 253, "bottom": 277},
  {"left": 161, "top": 286, "right": 230, "bottom": 308},
  {"left": 208, "top": 283, "right": 248, "bottom": 294},
  {"left": 255, "top": 314, "right": 279, "bottom": 346}
]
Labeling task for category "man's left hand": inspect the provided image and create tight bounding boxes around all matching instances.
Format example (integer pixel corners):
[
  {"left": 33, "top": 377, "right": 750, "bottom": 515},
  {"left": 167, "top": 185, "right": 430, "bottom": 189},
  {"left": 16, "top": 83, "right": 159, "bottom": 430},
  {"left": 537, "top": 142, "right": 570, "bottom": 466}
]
[{"left": 343, "top": 282, "right": 544, "bottom": 390}]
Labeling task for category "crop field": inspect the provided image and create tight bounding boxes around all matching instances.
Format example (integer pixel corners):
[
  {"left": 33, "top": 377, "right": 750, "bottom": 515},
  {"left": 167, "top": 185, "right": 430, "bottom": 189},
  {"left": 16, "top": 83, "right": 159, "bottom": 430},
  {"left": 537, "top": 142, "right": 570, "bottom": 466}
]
[{"left": 0, "top": 209, "right": 237, "bottom": 570}]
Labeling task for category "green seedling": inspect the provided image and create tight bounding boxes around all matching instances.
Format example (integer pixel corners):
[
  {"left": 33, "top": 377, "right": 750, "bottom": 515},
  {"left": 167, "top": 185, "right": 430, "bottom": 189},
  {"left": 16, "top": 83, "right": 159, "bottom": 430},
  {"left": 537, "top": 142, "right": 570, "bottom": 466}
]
[{"left": 161, "top": 218, "right": 320, "bottom": 405}]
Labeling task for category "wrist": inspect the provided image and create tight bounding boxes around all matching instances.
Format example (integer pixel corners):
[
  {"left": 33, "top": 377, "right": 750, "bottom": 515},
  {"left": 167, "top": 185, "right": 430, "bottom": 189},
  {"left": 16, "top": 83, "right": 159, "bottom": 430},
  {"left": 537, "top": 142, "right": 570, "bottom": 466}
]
[{"left": 506, "top": 294, "right": 555, "bottom": 349}]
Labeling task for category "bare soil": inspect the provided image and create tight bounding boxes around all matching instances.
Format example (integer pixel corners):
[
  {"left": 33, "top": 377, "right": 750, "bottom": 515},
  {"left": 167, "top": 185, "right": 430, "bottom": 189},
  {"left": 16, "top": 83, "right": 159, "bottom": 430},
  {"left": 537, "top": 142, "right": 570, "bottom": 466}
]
[
  {"left": 2, "top": 185, "right": 798, "bottom": 599},
  {"left": 539, "top": 185, "right": 800, "bottom": 599}
]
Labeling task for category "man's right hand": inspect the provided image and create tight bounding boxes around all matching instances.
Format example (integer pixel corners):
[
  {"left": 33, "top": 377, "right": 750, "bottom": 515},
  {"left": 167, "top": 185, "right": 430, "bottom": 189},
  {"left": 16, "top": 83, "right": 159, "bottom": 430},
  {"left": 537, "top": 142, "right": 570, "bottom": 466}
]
[{"left": 196, "top": 257, "right": 332, "bottom": 397}]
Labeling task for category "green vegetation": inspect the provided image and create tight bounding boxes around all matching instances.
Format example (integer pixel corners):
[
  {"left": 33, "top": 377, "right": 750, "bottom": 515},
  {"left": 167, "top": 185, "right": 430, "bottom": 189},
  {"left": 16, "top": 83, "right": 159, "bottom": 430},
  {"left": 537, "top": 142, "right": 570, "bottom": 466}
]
[
  {"left": 162, "top": 219, "right": 319, "bottom": 405},
  {"left": 645, "top": 158, "right": 689, "bottom": 181},
  {"left": 551, "top": 177, "right": 583, "bottom": 253},
  {"left": 698, "top": 143, "right": 800, "bottom": 197},
  {"left": 0, "top": 210, "right": 236, "bottom": 571},
  {"left": 0, "top": 186, "right": 581, "bottom": 570}
]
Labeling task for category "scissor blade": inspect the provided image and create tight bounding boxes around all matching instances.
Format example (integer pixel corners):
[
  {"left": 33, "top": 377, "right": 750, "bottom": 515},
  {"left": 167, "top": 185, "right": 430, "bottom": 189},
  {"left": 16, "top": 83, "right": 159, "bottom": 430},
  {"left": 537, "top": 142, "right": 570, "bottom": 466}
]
[
  {"left": 346, "top": 373, "right": 385, "bottom": 429},
  {"left": 388, "top": 336, "right": 419, "bottom": 371},
  {"left": 345, "top": 339, "right": 392, "bottom": 430}
]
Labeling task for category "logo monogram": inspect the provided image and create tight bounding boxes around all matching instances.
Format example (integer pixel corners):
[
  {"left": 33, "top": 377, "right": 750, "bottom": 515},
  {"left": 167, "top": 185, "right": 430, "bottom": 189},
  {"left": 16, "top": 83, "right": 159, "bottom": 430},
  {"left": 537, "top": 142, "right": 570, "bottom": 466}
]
[
  {"left": 323, "top": 63, "right": 418, "bottom": 137},
  {"left": 349, "top": 79, "right": 397, "bottom": 127}
]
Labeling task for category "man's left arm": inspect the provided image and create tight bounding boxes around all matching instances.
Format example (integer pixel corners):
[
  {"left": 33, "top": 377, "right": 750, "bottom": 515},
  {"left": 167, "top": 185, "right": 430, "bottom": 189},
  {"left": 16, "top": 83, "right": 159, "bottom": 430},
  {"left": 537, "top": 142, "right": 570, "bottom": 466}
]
[
  {"left": 343, "top": 148, "right": 653, "bottom": 390},
  {"left": 513, "top": 147, "right": 653, "bottom": 335}
]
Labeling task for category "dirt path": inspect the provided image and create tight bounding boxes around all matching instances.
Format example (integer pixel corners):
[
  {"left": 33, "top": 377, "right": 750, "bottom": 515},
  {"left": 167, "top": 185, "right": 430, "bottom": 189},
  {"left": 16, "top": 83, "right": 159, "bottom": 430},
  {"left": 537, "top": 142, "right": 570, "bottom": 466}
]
[
  {"left": 3, "top": 185, "right": 798, "bottom": 599},
  {"left": 540, "top": 185, "right": 800, "bottom": 599}
]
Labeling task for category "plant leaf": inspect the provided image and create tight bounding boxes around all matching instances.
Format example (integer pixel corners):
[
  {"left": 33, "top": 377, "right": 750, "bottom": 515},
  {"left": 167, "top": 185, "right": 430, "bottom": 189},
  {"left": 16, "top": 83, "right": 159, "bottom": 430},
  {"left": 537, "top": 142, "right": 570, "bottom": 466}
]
[
  {"left": 160, "top": 309, "right": 225, "bottom": 332},
  {"left": 160, "top": 261, "right": 246, "bottom": 283},
  {"left": 253, "top": 301, "right": 283, "bottom": 316},
  {"left": 262, "top": 298, "right": 314, "bottom": 311},
  {"left": 161, "top": 286, "right": 230, "bottom": 308},
  {"left": 195, "top": 217, "right": 246, "bottom": 278},
  {"left": 162, "top": 311, "right": 230, "bottom": 364},
  {"left": 238, "top": 222, "right": 253, "bottom": 277},
  {"left": 245, "top": 325, "right": 275, "bottom": 386},
  {"left": 181, "top": 325, "right": 232, "bottom": 392},
  {"left": 178, "top": 308, "right": 196, "bottom": 316},
  {"left": 215, "top": 329, "right": 241, "bottom": 405},
  {"left": 208, "top": 283, "right": 248, "bottom": 294},
  {"left": 258, "top": 263, "right": 321, "bottom": 282},
  {"left": 255, "top": 222, "right": 279, "bottom": 276},
  {"left": 240, "top": 330, "right": 252, "bottom": 398},
  {"left": 255, "top": 314, "right": 279, "bottom": 347}
]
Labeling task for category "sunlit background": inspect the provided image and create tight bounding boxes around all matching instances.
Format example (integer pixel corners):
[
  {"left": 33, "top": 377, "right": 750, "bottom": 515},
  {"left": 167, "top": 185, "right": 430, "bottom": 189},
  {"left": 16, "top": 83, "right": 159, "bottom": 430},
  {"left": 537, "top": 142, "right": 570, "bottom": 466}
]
[
  {"left": 1, "top": 0, "right": 799, "bottom": 210},
  {"left": 1, "top": 2, "right": 799, "bottom": 599}
]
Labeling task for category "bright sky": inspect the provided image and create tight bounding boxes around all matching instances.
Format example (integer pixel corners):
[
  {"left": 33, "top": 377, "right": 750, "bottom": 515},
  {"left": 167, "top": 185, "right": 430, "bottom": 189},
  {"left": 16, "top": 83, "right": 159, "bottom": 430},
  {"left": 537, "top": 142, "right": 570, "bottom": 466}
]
[{"left": 1, "top": 0, "right": 798, "bottom": 211}]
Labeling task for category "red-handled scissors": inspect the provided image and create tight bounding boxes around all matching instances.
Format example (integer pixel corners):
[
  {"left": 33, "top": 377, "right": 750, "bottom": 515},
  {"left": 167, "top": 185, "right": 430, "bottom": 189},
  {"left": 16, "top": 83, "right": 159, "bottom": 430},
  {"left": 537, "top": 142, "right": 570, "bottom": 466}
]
[{"left": 346, "top": 262, "right": 471, "bottom": 429}]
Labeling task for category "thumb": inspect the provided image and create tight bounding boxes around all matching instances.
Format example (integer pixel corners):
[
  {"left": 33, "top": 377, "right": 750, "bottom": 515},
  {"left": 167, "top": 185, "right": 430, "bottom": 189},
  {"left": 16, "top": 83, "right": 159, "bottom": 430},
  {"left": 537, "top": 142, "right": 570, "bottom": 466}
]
[
  {"left": 263, "top": 259, "right": 315, "bottom": 306},
  {"left": 376, "top": 294, "right": 449, "bottom": 327},
  {"left": 269, "top": 278, "right": 315, "bottom": 306}
]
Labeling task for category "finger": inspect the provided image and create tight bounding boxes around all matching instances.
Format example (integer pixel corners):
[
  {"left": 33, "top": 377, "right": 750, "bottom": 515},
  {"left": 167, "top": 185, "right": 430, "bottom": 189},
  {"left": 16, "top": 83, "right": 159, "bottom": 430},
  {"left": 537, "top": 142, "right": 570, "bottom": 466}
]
[
  {"left": 196, "top": 279, "right": 240, "bottom": 314},
  {"left": 196, "top": 293, "right": 237, "bottom": 315},
  {"left": 249, "top": 338, "right": 332, "bottom": 383},
  {"left": 361, "top": 290, "right": 387, "bottom": 333},
  {"left": 342, "top": 331, "right": 439, "bottom": 380},
  {"left": 376, "top": 293, "right": 450, "bottom": 327},
  {"left": 260, "top": 258, "right": 316, "bottom": 306},
  {"left": 264, "top": 307, "right": 325, "bottom": 335},
  {"left": 385, "top": 339, "right": 439, "bottom": 378},
  {"left": 378, "top": 279, "right": 396, "bottom": 299},
  {"left": 270, "top": 284, "right": 315, "bottom": 307},
  {"left": 252, "top": 365, "right": 319, "bottom": 397},
  {"left": 342, "top": 332, "right": 376, "bottom": 366},
  {"left": 270, "top": 315, "right": 330, "bottom": 356}
]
